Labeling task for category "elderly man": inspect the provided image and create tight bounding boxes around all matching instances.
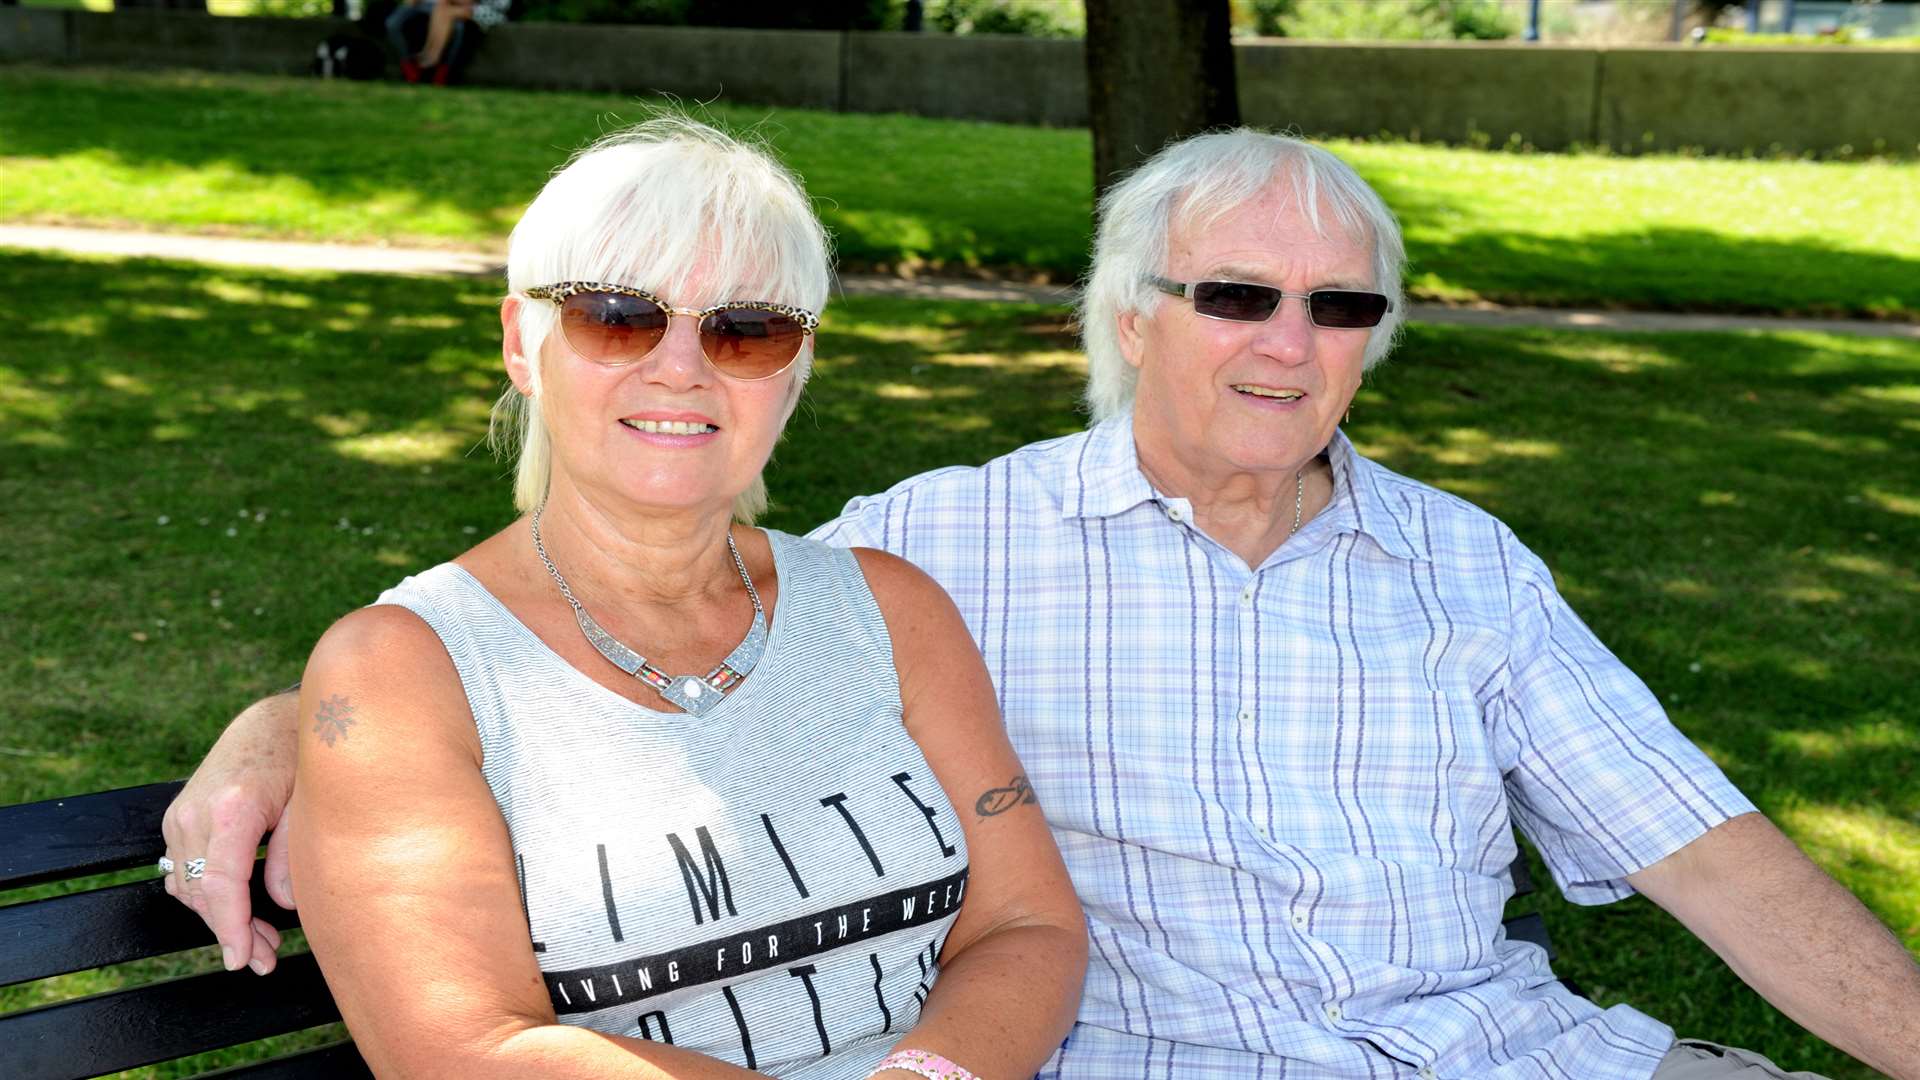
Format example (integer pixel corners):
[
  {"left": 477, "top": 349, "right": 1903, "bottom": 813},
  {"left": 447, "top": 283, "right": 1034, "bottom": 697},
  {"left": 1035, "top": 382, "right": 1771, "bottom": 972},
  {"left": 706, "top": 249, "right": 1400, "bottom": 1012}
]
[{"left": 165, "top": 129, "right": 1918, "bottom": 1079}]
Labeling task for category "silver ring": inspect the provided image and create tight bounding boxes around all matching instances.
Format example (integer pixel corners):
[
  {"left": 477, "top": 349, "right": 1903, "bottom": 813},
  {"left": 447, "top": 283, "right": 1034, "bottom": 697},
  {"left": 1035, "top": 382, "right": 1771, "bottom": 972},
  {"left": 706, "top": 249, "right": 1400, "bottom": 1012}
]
[
  {"left": 185, "top": 858, "right": 207, "bottom": 880},
  {"left": 157, "top": 856, "right": 175, "bottom": 875}
]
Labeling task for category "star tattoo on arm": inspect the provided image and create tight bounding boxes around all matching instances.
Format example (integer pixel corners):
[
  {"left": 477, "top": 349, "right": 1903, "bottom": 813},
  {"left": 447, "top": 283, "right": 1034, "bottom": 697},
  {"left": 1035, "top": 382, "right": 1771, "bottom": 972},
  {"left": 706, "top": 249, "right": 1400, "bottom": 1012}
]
[
  {"left": 974, "top": 774, "right": 1039, "bottom": 818},
  {"left": 312, "top": 694, "right": 357, "bottom": 748}
]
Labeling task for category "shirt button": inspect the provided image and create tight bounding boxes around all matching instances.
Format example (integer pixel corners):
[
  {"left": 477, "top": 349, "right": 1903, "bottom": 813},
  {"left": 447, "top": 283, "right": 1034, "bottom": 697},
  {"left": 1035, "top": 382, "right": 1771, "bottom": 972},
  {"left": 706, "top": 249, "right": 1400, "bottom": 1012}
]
[
  {"left": 1323, "top": 1004, "right": 1342, "bottom": 1022},
  {"left": 1240, "top": 588, "right": 1254, "bottom": 605},
  {"left": 1238, "top": 709, "right": 1252, "bottom": 722},
  {"left": 1420, "top": 1069, "right": 1437, "bottom": 1080},
  {"left": 1291, "top": 913, "right": 1307, "bottom": 929},
  {"left": 1166, "top": 506, "right": 1183, "bottom": 522}
]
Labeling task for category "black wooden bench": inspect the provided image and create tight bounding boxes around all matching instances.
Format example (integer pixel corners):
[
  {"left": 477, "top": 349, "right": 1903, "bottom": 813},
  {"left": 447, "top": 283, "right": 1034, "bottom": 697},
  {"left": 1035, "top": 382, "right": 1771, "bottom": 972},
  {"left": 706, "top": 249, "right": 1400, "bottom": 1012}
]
[
  {"left": 0, "top": 782, "right": 1563, "bottom": 1079},
  {"left": 1504, "top": 848, "right": 1556, "bottom": 961},
  {"left": 0, "top": 781, "right": 371, "bottom": 1079}
]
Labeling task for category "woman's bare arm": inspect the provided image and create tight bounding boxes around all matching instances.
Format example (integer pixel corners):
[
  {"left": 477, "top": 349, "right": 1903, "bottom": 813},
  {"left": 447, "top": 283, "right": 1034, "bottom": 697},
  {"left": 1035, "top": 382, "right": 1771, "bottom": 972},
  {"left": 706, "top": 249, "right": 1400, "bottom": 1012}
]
[
  {"left": 289, "top": 605, "right": 759, "bottom": 1080},
  {"left": 856, "top": 549, "right": 1088, "bottom": 1079}
]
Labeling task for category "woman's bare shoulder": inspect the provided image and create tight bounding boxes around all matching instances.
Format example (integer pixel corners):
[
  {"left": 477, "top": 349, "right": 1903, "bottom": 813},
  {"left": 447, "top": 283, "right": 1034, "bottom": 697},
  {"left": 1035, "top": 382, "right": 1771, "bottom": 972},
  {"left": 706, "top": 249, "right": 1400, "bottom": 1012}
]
[
  {"left": 847, "top": 546, "right": 953, "bottom": 615},
  {"left": 309, "top": 603, "right": 448, "bottom": 677},
  {"left": 299, "top": 602, "right": 473, "bottom": 758}
]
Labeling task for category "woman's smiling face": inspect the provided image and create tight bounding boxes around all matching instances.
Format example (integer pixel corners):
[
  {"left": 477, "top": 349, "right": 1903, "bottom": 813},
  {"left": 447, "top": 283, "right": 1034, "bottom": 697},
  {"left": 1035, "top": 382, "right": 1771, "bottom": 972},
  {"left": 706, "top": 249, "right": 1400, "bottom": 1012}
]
[{"left": 507, "top": 281, "right": 805, "bottom": 518}]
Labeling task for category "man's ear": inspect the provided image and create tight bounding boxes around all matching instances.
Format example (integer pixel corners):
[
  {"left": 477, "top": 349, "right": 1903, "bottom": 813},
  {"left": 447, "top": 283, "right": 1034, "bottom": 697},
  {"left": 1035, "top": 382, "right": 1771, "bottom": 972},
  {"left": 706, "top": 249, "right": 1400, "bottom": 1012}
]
[
  {"left": 501, "top": 296, "right": 535, "bottom": 396},
  {"left": 1116, "top": 308, "right": 1148, "bottom": 371}
]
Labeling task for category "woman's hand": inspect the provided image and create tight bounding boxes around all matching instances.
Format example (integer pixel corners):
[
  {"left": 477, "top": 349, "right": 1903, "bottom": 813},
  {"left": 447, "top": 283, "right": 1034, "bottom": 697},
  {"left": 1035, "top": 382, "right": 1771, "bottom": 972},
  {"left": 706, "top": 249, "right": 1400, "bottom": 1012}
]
[{"left": 160, "top": 691, "right": 302, "bottom": 973}]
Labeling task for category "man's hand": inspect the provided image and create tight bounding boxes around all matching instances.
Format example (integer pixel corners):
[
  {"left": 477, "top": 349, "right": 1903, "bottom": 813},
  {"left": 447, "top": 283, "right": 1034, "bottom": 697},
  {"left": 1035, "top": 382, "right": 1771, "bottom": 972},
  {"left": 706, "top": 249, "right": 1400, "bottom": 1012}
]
[
  {"left": 160, "top": 691, "right": 303, "bottom": 974},
  {"left": 1628, "top": 811, "right": 1920, "bottom": 1080}
]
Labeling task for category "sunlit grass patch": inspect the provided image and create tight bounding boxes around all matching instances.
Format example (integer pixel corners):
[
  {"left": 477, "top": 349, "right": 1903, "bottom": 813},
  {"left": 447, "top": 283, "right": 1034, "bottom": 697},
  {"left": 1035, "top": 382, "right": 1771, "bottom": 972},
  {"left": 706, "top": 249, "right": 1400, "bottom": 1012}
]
[
  {"left": 1777, "top": 803, "right": 1920, "bottom": 934},
  {"left": 2, "top": 66, "right": 1917, "bottom": 316}
]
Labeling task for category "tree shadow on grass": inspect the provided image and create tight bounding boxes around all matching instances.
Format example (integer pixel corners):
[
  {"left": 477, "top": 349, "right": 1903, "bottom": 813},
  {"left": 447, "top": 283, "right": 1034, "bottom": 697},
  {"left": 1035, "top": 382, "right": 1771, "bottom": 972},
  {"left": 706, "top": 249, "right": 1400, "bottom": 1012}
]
[
  {"left": 775, "top": 299, "right": 1089, "bottom": 525},
  {"left": 1367, "top": 325, "right": 1918, "bottom": 800}
]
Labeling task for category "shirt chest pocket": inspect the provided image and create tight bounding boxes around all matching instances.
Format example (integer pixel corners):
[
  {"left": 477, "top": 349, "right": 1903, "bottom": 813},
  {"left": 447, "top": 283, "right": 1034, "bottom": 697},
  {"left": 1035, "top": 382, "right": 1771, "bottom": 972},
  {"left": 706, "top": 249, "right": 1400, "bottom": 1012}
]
[{"left": 1255, "top": 686, "right": 1510, "bottom": 868}]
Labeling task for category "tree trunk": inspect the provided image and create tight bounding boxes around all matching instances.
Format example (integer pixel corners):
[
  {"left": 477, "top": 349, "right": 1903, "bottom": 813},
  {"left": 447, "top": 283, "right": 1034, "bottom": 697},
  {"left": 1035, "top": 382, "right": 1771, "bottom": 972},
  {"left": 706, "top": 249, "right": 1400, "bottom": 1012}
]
[{"left": 1084, "top": 0, "right": 1240, "bottom": 203}]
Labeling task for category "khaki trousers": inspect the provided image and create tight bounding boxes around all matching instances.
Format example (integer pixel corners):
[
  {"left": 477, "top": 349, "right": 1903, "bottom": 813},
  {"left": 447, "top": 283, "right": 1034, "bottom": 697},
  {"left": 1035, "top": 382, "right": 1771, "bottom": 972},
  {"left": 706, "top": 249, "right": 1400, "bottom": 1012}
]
[{"left": 1652, "top": 1039, "right": 1833, "bottom": 1079}]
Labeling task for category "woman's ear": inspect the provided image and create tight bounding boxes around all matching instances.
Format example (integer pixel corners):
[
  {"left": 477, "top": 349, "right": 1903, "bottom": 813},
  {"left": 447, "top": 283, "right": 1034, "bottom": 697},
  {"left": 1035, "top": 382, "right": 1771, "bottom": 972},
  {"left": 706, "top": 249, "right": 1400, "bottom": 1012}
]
[{"left": 501, "top": 296, "right": 535, "bottom": 397}]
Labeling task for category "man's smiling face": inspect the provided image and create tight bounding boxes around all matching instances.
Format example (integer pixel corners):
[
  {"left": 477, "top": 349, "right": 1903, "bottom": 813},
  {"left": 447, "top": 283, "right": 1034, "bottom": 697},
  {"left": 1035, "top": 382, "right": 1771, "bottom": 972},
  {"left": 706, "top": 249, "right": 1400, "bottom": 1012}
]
[{"left": 1120, "top": 183, "right": 1377, "bottom": 489}]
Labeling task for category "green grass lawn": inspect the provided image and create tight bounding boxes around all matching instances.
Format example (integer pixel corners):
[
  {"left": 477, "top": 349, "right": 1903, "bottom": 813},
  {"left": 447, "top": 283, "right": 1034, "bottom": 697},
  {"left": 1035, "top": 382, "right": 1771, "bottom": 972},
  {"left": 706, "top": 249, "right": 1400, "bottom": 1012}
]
[
  {"left": 2, "top": 65, "right": 1917, "bottom": 319},
  {"left": 2, "top": 248, "right": 1916, "bottom": 1075}
]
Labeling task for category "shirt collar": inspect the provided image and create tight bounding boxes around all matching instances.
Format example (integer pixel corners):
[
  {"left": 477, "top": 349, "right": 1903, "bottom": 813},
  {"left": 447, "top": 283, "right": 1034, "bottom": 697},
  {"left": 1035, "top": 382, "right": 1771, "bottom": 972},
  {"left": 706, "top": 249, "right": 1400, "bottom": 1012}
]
[
  {"left": 1061, "top": 411, "right": 1428, "bottom": 563},
  {"left": 1311, "top": 428, "right": 1428, "bottom": 563},
  {"left": 1061, "top": 411, "right": 1159, "bottom": 520}
]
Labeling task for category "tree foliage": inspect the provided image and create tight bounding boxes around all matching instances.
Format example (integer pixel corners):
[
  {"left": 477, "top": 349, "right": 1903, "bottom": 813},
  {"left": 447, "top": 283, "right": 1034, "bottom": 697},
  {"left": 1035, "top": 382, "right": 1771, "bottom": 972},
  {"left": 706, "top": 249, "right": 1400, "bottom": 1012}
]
[
  {"left": 1255, "top": 0, "right": 1516, "bottom": 40},
  {"left": 516, "top": 0, "right": 894, "bottom": 29},
  {"left": 930, "top": 0, "right": 1083, "bottom": 37}
]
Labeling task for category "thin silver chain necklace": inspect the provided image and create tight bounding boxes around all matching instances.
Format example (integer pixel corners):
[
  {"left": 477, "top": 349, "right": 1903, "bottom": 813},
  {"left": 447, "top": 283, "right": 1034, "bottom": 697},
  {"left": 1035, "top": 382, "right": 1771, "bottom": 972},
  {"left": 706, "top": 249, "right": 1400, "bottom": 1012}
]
[
  {"left": 1150, "top": 466, "right": 1305, "bottom": 537},
  {"left": 530, "top": 505, "right": 767, "bottom": 716},
  {"left": 1136, "top": 451, "right": 1305, "bottom": 538}
]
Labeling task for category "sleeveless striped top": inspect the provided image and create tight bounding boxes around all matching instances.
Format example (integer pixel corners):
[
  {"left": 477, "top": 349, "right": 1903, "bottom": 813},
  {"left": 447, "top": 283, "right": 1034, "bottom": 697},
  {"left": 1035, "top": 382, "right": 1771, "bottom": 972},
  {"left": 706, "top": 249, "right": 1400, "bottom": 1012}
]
[{"left": 374, "top": 529, "right": 971, "bottom": 1078}]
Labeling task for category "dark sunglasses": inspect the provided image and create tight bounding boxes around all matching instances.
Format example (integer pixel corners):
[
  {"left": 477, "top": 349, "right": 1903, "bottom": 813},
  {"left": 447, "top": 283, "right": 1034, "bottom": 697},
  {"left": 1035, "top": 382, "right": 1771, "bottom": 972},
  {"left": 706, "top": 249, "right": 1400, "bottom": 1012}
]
[
  {"left": 1148, "top": 275, "right": 1393, "bottom": 330},
  {"left": 523, "top": 282, "right": 820, "bottom": 381}
]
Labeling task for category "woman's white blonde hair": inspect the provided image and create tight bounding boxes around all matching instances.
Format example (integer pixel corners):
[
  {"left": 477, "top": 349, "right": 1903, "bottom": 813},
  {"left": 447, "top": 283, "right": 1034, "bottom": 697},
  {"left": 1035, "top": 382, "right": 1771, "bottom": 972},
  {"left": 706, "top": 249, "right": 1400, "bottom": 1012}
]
[
  {"left": 1079, "top": 128, "right": 1407, "bottom": 422},
  {"left": 490, "top": 114, "right": 833, "bottom": 522}
]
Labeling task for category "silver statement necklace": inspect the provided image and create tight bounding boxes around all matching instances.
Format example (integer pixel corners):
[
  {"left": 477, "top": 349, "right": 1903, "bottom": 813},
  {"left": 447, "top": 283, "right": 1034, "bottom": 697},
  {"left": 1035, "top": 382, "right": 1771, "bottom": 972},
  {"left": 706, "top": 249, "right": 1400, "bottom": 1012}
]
[{"left": 530, "top": 505, "right": 768, "bottom": 716}]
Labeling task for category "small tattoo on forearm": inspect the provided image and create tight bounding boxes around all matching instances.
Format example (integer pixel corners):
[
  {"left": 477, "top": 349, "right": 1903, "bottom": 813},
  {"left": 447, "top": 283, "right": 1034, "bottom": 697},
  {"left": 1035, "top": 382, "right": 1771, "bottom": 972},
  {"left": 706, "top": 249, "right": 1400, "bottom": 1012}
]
[
  {"left": 975, "top": 774, "right": 1038, "bottom": 817},
  {"left": 312, "top": 694, "right": 356, "bottom": 747}
]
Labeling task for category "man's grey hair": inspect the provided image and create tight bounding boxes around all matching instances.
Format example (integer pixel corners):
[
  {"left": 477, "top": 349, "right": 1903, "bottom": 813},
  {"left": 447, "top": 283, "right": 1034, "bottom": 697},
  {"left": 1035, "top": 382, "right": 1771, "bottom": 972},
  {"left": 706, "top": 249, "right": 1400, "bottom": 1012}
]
[{"left": 1079, "top": 129, "right": 1408, "bottom": 423}]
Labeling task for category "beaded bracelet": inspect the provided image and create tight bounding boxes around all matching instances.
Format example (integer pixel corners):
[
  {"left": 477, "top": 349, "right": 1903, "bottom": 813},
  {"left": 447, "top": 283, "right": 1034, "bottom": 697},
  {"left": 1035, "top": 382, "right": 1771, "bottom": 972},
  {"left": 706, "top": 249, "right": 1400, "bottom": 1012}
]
[{"left": 869, "top": 1048, "right": 980, "bottom": 1080}]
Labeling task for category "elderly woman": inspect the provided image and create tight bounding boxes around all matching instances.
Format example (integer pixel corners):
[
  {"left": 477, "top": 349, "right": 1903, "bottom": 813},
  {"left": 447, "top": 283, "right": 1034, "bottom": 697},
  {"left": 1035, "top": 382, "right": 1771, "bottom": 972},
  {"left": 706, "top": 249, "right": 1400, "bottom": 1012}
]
[{"left": 263, "top": 118, "right": 1084, "bottom": 1079}]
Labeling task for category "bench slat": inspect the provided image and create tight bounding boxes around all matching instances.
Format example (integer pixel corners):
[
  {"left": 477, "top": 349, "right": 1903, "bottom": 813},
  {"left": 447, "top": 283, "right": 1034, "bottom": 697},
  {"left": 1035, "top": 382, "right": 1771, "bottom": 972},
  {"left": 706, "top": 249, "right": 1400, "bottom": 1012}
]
[
  {"left": 0, "top": 781, "right": 185, "bottom": 890},
  {"left": 0, "top": 871, "right": 302, "bottom": 989},
  {"left": 1509, "top": 853, "right": 1536, "bottom": 899},
  {"left": 1503, "top": 911, "right": 1557, "bottom": 960},
  {"left": 0, "top": 950, "right": 341, "bottom": 1080},
  {"left": 197, "top": 1040, "right": 370, "bottom": 1080}
]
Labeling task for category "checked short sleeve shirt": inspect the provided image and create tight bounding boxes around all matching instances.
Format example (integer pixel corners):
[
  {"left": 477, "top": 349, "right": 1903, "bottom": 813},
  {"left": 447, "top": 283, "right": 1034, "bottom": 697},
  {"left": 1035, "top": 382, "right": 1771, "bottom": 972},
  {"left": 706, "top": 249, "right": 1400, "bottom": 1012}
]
[{"left": 809, "top": 413, "right": 1755, "bottom": 1080}]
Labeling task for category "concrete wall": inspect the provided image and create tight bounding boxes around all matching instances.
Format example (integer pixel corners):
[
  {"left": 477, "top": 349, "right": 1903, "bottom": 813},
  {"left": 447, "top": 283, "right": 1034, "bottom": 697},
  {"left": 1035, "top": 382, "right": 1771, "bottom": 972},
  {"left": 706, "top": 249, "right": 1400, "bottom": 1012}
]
[
  {"left": 465, "top": 23, "right": 842, "bottom": 110},
  {"left": 842, "top": 31, "right": 1086, "bottom": 127},
  {"left": 4, "top": 8, "right": 1915, "bottom": 155},
  {"left": 6, "top": 9, "right": 350, "bottom": 74},
  {"left": 1598, "top": 46, "right": 1920, "bottom": 155},
  {"left": 1237, "top": 40, "right": 1601, "bottom": 150},
  {"left": 0, "top": 6, "right": 72, "bottom": 64}
]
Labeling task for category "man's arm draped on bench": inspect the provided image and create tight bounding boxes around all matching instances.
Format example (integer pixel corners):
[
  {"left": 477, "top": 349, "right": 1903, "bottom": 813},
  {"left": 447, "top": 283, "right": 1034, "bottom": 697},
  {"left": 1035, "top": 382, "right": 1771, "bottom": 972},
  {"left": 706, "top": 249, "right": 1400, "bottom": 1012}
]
[{"left": 162, "top": 688, "right": 301, "bottom": 975}]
